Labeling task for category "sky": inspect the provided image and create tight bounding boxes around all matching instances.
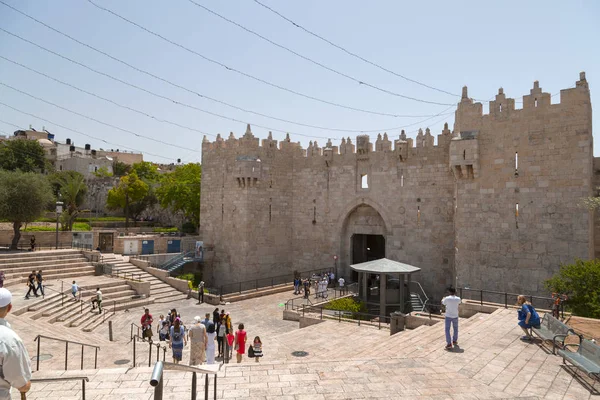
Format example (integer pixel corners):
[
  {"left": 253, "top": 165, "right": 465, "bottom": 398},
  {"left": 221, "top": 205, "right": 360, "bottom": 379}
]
[{"left": 0, "top": 0, "right": 598, "bottom": 163}]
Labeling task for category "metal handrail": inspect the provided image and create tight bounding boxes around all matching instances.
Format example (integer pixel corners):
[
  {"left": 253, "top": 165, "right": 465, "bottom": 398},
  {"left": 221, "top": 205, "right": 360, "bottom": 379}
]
[
  {"left": 218, "top": 267, "right": 334, "bottom": 296},
  {"left": 301, "top": 304, "right": 391, "bottom": 330},
  {"left": 132, "top": 334, "right": 167, "bottom": 367},
  {"left": 33, "top": 335, "right": 100, "bottom": 371},
  {"left": 409, "top": 281, "right": 429, "bottom": 311},
  {"left": 28, "top": 376, "right": 89, "bottom": 400},
  {"left": 458, "top": 287, "right": 557, "bottom": 309},
  {"left": 150, "top": 361, "right": 220, "bottom": 400}
]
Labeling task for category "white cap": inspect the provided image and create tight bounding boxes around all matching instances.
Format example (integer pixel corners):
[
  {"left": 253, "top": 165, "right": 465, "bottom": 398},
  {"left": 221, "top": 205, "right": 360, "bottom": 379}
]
[
  {"left": 194, "top": 316, "right": 202, "bottom": 322},
  {"left": 0, "top": 288, "right": 12, "bottom": 307}
]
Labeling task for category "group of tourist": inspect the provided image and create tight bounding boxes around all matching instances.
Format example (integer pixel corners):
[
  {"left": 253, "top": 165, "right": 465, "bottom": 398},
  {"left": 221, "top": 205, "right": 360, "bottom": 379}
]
[
  {"left": 139, "top": 307, "right": 263, "bottom": 365},
  {"left": 24, "top": 270, "right": 44, "bottom": 299},
  {"left": 293, "top": 271, "right": 346, "bottom": 300}
]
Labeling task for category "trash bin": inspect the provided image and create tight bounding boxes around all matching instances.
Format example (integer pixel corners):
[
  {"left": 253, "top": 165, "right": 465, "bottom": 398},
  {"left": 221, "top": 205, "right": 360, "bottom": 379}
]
[{"left": 390, "top": 311, "right": 407, "bottom": 335}]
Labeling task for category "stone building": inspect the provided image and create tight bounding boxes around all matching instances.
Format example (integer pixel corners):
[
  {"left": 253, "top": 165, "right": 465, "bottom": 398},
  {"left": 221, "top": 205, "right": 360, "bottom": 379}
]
[{"left": 200, "top": 73, "right": 593, "bottom": 301}]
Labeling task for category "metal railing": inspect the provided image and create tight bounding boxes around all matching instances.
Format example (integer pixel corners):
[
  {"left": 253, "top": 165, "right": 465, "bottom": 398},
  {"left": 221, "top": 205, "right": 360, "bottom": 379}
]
[
  {"left": 159, "top": 251, "right": 195, "bottom": 272},
  {"left": 217, "top": 268, "right": 335, "bottom": 296},
  {"left": 132, "top": 334, "right": 167, "bottom": 367},
  {"left": 285, "top": 284, "right": 358, "bottom": 311},
  {"left": 26, "top": 376, "right": 89, "bottom": 400},
  {"left": 458, "top": 287, "right": 561, "bottom": 314},
  {"left": 33, "top": 335, "right": 100, "bottom": 371},
  {"left": 95, "top": 263, "right": 142, "bottom": 281},
  {"left": 300, "top": 304, "right": 391, "bottom": 330},
  {"left": 150, "top": 361, "right": 220, "bottom": 400},
  {"left": 409, "top": 281, "right": 429, "bottom": 312}
]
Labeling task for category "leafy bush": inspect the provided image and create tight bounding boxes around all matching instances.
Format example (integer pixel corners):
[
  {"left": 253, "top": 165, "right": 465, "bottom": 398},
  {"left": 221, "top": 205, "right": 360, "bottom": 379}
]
[
  {"left": 35, "top": 217, "right": 56, "bottom": 222},
  {"left": 181, "top": 221, "right": 197, "bottom": 234},
  {"left": 175, "top": 272, "right": 203, "bottom": 289},
  {"left": 153, "top": 227, "right": 178, "bottom": 233},
  {"left": 74, "top": 217, "right": 126, "bottom": 222},
  {"left": 324, "top": 297, "right": 367, "bottom": 313},
  {"left": 545, "top": 259, "right": 600, "bottom": 318},
  {"left": 72, "top": 222, "right": 91, "bottom": 231},
  {"left": 23, "top": 226, "right": 55, "bottom": 232}
]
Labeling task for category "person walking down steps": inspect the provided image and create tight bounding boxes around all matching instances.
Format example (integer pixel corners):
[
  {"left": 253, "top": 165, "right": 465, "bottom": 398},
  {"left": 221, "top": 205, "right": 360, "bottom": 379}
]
[{"left": 91, "top": 288, "right": 102, "bottom": 315}]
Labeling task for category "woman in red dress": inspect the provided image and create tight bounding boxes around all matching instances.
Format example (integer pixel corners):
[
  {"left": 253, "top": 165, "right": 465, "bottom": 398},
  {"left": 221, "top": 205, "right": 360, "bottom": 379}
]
[{"left": 234, "top": 323, "right": 247, "bottom": 363}]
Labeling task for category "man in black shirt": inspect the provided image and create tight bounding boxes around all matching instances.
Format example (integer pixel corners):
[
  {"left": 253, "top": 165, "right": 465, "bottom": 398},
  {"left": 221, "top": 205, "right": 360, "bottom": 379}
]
[
  {"left": 25, "top": 270, "right": 38, "bottom": 299},
  {"left": 35, "top": 270, "right": 44, "bottom": 297}
]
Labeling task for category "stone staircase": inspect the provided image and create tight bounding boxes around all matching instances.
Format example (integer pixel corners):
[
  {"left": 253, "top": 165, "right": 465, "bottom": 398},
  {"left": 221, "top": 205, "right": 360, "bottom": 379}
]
[
  {"left": 22, "top": 306, "right": 599, "bottom": 399},
  {"left": 0, "top": 249, "right": 95, "bottom": 286},
  {"left": 100, "top": 254, "right": 188, "bottom": 304}
]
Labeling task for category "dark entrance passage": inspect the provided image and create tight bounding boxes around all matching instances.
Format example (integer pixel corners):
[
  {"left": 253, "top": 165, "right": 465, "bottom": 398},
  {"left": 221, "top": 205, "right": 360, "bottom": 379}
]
[{"left": 351, "top": 234, "right": 385, "bottom": 281}]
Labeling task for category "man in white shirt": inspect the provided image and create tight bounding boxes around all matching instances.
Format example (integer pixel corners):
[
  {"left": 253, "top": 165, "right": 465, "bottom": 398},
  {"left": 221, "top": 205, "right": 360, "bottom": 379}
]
[
  {"left": 441, "top": 287, "right": 461, "bottom": 349},
  {"left": 0, "top": 288, "right": 32, "bottom": 399},
  {"left": 338, "top": 277, "right": 345, "bottom": 294}
]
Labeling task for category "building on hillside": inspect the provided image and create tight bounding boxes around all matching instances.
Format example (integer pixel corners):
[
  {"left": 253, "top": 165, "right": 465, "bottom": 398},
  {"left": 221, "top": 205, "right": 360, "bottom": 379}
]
[
  {"left": 200, "top": 72, "right": 594, "bottom": 304},
  {"left": 99, "top": 149, "right": 143, "bottom": 165}
]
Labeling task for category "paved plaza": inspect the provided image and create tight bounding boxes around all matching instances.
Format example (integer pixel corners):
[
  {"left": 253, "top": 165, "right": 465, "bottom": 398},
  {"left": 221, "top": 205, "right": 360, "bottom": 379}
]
[{"left": 4, "top": 289, "right": 594, "bottom": 399}]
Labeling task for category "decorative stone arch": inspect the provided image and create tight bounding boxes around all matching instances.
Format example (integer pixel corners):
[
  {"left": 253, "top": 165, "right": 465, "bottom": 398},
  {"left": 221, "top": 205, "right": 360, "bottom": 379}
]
[
  {"left": 335, "top": 197, "right": 393, "bottom": 236},
  {"left": 336, "top": 197, "right": 393, "bottom": 281}
]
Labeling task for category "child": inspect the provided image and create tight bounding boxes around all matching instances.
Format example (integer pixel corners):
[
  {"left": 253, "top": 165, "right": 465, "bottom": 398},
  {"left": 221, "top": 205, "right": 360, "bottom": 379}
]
[
  {"left": 157, "top": 314, "right": 165, "bottom": 335},
  {"left": 226, "top": 331, "right": 234, "bottom": 359},
  {"left": 159, "top": 320, "right": 170, "bottom": 341},
  {"left": 252, "top": 336, "right": 263, "bottom": 363}
]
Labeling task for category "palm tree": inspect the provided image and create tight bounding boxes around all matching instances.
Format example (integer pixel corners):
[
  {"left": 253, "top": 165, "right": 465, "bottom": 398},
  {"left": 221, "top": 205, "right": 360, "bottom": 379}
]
[{"left": 58, "top": 172, "right": 87, "bottom": 231}]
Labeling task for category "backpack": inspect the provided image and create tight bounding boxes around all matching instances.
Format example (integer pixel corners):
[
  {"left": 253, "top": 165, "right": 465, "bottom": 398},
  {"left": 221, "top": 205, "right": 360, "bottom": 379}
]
[{"left": 248, "top": 346, "right": 255, "bottom": 357}]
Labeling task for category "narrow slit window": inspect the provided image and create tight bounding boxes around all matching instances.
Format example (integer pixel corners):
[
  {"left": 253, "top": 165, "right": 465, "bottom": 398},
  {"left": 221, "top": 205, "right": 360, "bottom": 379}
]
[
  {"left": 534, "top": 98, "right": 538, "bottom": 107},
  {"left": 463, "top": 150, "right": 466, "bottom": 160},
  {"left": 269, "top": 204, "right": 272, "bottom": 222},
  {"left": 515, "top": 152, "right": 519, "bottom": 176},
  {"left": 499, "top": 104, "right": 502, "bottom": 112},
  {"left": 401, "top": 174, "right": 404, "bottom": 187},
  {"left": 515, "top": 203, "right": 519, "bottom": 229},
  {"left": 417, "top": 206, "right": 421, "bottom": 226},
  {"left": 361, "top": 174, "right": 368, "bottom": 189}
]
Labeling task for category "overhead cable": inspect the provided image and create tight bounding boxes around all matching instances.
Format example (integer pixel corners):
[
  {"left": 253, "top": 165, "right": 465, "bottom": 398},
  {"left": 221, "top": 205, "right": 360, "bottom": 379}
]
[
  {"left": 85, "top": 0, "right": 454, "bottom": 116},
  {"left": 185, "top": 0, "right": 454, "bottom": 106},
  {"left": 252, "top": 0, "right": 460, "bottom": 98}
]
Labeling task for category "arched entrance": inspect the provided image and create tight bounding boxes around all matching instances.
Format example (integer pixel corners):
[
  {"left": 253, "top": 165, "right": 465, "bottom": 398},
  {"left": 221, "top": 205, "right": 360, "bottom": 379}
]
[{"left": 340, "top": 203, "right": 388, "bottom": 282}]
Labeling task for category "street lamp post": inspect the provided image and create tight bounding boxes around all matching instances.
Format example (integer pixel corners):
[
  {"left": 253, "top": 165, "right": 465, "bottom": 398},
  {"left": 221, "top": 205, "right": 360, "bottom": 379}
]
[{"left": 55, "top": 200, "right": 63, "bottom": 250}]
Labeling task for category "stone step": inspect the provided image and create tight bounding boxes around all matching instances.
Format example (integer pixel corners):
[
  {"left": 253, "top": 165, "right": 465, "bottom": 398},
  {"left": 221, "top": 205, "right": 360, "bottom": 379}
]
[
  {"left": 5, "top": 264, "right": 95, "bottom": 283},
  {"left": 53, "top": 290, "right": 138, "bottom": 323},
  {"left": 0, "top": 249, "right": 81, "bottom": 261},
  {"left": 0, "top": 254, "right": 87, "bottom": 268},
  {"left": 3, "top": 261, "right": 91, "bottom": 278},
  {"left": 152, "top": 292, "right": 188, "bottom": 304},
  {"left": 82, "top": 311, "right": 116, "bottom": 332}
]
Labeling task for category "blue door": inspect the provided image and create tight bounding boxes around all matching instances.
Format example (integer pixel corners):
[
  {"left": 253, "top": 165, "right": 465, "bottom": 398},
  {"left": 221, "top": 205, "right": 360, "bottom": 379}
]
[
  {"left": 141, "top": 240, "right": 154, "bottom": 255},
  {"left": 167, "top": 240, "right": 181, "bottom": 253}
]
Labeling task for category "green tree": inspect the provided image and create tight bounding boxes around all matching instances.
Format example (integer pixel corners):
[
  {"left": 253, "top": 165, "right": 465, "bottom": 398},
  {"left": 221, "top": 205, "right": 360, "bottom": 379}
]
[
  {"left": 0, "top": 170, "right": 54, "bottom": 249},
  {"left": 545, "top": 259, "right": 600, "bottom": 318},
  {"left": 49, "top": 171, "right": 87, "bottom": 231},
  {"left": 131, "top": 161, "right": 160, "bottom": 182},
  {"left": 113, "top": 161, "right": 131, "bottom": 177},
  {"left": 0, "top": 139, "right": 49, "bottom": 173},
  {"left": 156, "top": 163, "right": 201, "bottom": 229},
  {"left": 93, "top": 166, "right": 113, "bottom": 178},
  {"left": 106, "top": 171, "right": 149, "bottom": 229}
]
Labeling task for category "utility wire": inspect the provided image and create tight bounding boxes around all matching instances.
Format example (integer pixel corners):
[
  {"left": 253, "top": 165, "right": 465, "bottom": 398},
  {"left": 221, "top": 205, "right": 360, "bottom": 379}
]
[
  {"left": 0, "top": 81, "right": 197, "bottom": 152},
  {"left": 0, "top": 42, "right": 451, "bottom": 138},
  {"left": 0, "top": 0, "right": 444, "bottom": 126},
  {"left": 85, "top": 0, "right": 452, "bottom": 116},
  {"left": 0, "top": 56, "right": 217, "bottom": 138},
  {"left": 0, "top": 102, "right": 176, "bottom": 161},
  {"left": 252, "top": 0, "right": 460, "bottom": 98},
  {"left": 185, "top": 0, "right": 453, "bottom": 106}
]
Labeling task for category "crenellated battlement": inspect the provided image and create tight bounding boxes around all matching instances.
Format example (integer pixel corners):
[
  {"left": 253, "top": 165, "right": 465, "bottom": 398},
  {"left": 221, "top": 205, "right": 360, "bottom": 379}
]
[
  {"left": 454, "top": 72, "right": 590, "bottom": 132},
  {"left": 202, "top": 124, "right": 454, "bottom": 159}
]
